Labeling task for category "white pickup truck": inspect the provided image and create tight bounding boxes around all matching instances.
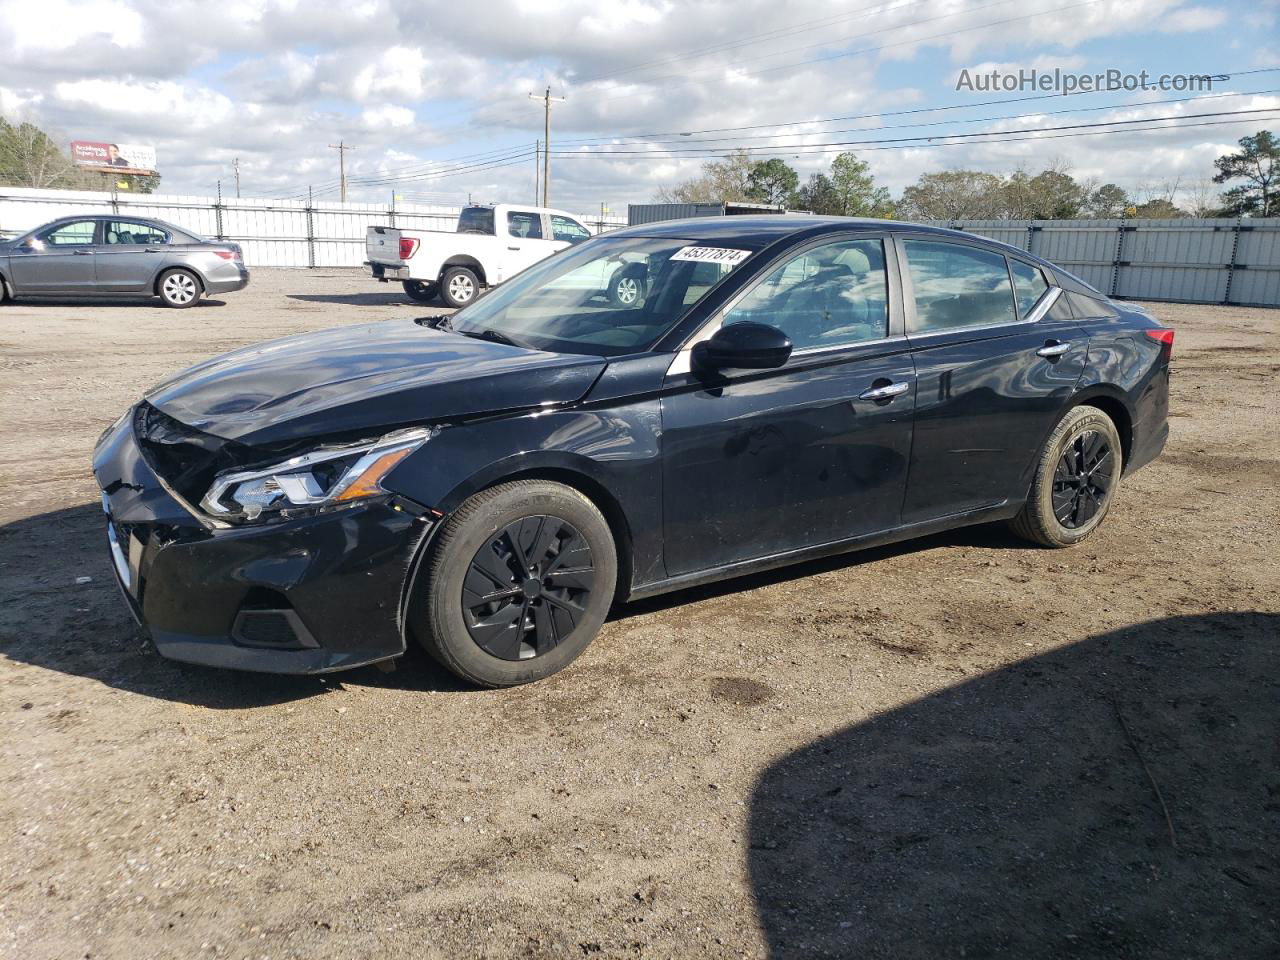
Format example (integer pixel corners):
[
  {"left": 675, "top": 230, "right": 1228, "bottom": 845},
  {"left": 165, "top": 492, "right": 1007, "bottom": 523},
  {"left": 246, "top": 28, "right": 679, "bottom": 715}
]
[{"left": 366, "top": 203, "right": 600, "bottom": 308}]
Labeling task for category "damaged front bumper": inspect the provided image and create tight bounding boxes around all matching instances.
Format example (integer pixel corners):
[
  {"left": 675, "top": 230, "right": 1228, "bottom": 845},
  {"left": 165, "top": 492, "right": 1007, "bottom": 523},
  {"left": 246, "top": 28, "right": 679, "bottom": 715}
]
[{"left": 92, "top": 408, "right": 432, "bottom": 674}]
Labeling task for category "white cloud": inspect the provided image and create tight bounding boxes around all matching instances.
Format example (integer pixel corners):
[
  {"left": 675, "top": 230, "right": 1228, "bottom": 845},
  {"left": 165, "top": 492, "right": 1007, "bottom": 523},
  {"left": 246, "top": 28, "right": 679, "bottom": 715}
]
[{"left": 361, "top": 104, "right": 417, "bottom": 128}]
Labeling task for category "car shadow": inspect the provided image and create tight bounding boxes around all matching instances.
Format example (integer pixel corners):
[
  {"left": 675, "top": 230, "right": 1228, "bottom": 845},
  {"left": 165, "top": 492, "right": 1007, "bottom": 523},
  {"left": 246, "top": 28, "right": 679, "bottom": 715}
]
[
  {"left": 10, "top": 297, "right": 227, "bottom": 309},
  {"left": 748, "top": 610, "right": 1280, "bottom": 958},
  {"left": 0, "top": 502, "right": 471, "bottom": 709},
  {"left": 613, "top": 522, "right": 1036, "bottom": 621},
  {"left": 288, "top": 292, "right": 449, "bottom": 309}
]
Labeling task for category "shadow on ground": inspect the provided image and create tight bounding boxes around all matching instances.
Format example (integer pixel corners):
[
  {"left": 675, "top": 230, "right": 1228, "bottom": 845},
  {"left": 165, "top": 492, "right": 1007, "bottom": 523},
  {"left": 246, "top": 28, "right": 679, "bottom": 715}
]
[
  {"left": 288, "top": 291, "right": 447, "bottom": 309},
  {"left": 748, "top": 611, "right": 1280, "bottom": 959},
  {"left": 7, "top": 297, "right": 226, "bottom": 309},
  {"left": 0, "top": 503, "right": 470, "bottom": 709},
  {"left": 3, "top": 500, "right": 1031, "bottom": 708}
]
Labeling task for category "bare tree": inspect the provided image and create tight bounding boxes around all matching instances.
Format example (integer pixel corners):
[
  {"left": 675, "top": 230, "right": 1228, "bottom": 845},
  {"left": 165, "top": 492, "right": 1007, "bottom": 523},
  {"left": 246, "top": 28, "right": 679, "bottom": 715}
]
[
  {"left": 1183, "top": 178, "right": 1224, "bottom": 218},
  {"left": 0, "top": 118, "right": 81, "bottom": 188}
]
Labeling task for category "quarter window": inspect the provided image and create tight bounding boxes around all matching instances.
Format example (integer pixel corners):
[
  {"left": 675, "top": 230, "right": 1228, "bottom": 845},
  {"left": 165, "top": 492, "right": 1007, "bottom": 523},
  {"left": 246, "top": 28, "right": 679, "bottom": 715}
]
[
  {"left": 507, "top": 211, "right": 544, "bottom": 239},
  {"left": 40, "top": 221, "right": 97, "bottom": 246},
  {"left": 1067, "top": 291, "right": 1119, "bottom": 319},
  {"left": 903, "top": 239, "right": 1017, "bottom": 332},
  {"left": 550, "top": 215, "right": 590, "bottom": 244},
  {"left": 1009, "top": 259, "right": 1049, "bottom": 318},
  {"left": 722, "top": 238, "right": 889, "bottom": 350},
  {"left": 106, "top": 221, "right": 168, "bottom": 245}
]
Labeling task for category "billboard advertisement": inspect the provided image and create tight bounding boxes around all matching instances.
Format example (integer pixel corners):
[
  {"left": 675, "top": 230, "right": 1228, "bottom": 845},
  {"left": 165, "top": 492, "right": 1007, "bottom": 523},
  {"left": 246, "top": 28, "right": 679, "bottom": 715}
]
[{"left": 70, "top": 141, "right": 157, "bottom": 175}]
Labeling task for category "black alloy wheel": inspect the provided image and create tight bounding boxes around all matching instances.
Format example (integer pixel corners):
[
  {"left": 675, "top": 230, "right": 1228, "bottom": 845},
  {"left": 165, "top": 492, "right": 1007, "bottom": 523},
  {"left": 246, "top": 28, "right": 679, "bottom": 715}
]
[
  {"left": 1052, "top": 429, "right": 1114, "bottom": 529},
  {"left": 462, "top": 515, "right": 594, "bottom": 661}
]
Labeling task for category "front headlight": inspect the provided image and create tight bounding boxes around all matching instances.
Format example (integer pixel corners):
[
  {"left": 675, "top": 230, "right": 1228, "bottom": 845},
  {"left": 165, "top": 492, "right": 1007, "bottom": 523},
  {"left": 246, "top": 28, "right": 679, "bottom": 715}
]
[{"left": 200, "top": 427, "right": 435, "bottom": 522}]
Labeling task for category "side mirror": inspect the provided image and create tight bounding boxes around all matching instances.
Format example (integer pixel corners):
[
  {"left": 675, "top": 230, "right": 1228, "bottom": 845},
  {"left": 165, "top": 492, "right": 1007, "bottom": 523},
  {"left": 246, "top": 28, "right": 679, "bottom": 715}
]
[{"left": 692, "top": 322, "right": 792, "bottom": 372}]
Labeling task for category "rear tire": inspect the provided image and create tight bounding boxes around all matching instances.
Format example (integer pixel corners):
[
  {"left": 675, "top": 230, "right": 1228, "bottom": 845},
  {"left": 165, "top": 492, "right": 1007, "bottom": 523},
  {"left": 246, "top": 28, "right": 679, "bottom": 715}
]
[
  {"left": 157, "top": 268, "right": 202, "bottom": 308},
  {"left": 608, "top": 266, "right": 645, "bottom": 308},
  {"left": 410, "top": 480, "right": 617, "bottom": 688},
  {"left": 0, "top": 276, "right": 10, "bottom": 304},
  {"left": 439, "top": 266, "right": 480, "bottom": 308},
  {"left": 1010, "top": 405, "right": 1123, "bottom": 547},
  {"left": 402, "top": 279, "right": 437, "bottom": 303}
]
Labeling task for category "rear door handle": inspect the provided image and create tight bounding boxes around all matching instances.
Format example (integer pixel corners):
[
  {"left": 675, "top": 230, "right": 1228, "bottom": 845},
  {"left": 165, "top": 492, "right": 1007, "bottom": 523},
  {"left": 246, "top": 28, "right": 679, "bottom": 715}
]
[
  {"left": 857, "top": 380, "right": 912, "bottom": 402},
  {"left": 74, "top": 249, "right": 93, "bottom": 255},
  {"left": 507, "top": 246, "right": 521, "bottom": 251},
  {"left": 1037, "top": 340, "right": 1071, "bottom": 358}
]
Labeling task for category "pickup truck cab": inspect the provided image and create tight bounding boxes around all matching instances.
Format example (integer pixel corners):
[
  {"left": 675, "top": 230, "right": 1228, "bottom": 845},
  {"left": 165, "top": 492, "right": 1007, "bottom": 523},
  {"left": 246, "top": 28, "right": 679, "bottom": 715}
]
[{"left": 366, "top": 203, "right": 595, "bottom": 307}]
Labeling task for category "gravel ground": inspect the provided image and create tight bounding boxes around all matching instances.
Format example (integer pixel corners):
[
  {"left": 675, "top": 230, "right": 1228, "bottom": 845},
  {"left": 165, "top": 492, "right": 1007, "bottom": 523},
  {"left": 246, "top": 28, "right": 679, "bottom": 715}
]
[{"left": 1, "top": 269, "right": 1277, "bottom": 959}]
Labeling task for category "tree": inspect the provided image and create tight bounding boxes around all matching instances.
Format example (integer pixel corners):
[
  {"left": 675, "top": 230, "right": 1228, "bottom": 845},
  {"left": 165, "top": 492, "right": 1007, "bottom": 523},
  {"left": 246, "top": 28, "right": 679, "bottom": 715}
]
[
  {"left": 1131, "top": 198, "right": 1189, "bottom": 218},
  {"left": 828, "top": 151, "right": 892, "bottom": 216},
  {"left": 1212, "top": 130, "right": 1278, "bottom": 217},
  {"left": 1083, "top": 182, "right": 1130, "bottom": 218},
  {"left": 1183, "top": 178, "right": 1224, "bottom": 218},
  {"left": 792, "top": 172, "right": 841, "bottom": 214},
  {"left": 745, "top": 157, "right": 799, "bottom": 206},
  {"left": 0, "top": 117, "right": 79, "bottom": 188},
  {"left": 655, "top": 149, "right": 756, "bottom": 204},
  {"left": 898, "top": 170, "right": 1005, "bottom": 219}
]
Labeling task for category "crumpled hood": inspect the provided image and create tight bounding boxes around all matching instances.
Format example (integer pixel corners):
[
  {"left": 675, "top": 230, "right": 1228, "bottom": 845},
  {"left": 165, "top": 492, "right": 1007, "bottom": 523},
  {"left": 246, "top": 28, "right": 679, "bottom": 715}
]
[{"left": 145, "top": 320, "right": 606, "bottom": 446}]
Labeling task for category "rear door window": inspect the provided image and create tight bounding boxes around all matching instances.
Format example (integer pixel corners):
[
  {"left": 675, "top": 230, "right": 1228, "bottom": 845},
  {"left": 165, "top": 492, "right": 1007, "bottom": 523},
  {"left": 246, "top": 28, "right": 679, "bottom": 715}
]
[
  {"left": 507, "top": 210, "right": 544, "bottom": 240},
  {"left": 106, "top": 221, "right": 168, "bottom": 245},
  {"left": 903, "top": 239, "right": 1018, "bottom": 332},
  {"left": 550, "top": 215, "right": 591, "bottom": 244},
  {"left": 1009, "top": 258, "right": 1049, "bottom": 318}
]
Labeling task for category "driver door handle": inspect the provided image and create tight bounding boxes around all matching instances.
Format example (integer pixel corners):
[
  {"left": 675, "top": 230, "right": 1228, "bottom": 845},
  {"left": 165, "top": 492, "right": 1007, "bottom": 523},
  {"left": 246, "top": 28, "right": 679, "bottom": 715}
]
[
  {"left": 857, "top": 380, "right": 912, "bottom": 402},
  {"left": 1037, "top": 340, "right": 1071, "bottom": 358},
  {"left": 73, "top": 249, "right": 93, "bottom": 255},
  {"left": 507, "top": 246, "right": 522, "bottom": 251}
]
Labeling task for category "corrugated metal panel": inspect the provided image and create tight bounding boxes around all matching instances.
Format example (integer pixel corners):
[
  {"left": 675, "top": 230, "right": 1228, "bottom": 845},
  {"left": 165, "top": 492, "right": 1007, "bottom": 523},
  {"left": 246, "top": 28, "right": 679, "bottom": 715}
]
[
  {"left": 627, "top": 203, "right": 723, "bottom": 225},
  {"left": 1230, "top": 221, "right": 1280, "bottom": 307}
]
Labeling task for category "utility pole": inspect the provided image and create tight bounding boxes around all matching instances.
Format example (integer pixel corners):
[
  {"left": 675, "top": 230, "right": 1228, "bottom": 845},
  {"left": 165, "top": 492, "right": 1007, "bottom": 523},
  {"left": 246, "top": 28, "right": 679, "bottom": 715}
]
[
  {"left": 232, "top": 157, "right": 241, "bottom": 198},
  {"left": 533, "top": 138, "right": 540, "bottom": 206},
  {"left": 328, "top": 139, "right": 355, "bottom": 202},
  {"left": 528, "top": 87, "right": 564, "bottom": 206}
]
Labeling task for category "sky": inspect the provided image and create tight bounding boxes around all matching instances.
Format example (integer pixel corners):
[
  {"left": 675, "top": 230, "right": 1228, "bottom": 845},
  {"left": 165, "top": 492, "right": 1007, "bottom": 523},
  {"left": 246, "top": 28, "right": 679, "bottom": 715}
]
[{"left": 0, "top": 0, "right": 1277, "bottom": 217}]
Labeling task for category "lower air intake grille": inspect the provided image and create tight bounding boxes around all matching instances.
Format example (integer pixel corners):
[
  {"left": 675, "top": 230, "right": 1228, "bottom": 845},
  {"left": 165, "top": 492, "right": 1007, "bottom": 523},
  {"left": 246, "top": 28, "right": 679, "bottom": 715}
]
[{"left": 231, "top": 609, "right": 318, "bottom": 649}]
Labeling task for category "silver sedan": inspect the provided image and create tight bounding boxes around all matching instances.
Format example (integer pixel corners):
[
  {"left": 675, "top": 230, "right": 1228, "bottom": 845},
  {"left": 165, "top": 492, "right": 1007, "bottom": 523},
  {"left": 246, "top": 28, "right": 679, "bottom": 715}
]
[{"left": 0, "top": 215, "right": 249, "bottom": 308}]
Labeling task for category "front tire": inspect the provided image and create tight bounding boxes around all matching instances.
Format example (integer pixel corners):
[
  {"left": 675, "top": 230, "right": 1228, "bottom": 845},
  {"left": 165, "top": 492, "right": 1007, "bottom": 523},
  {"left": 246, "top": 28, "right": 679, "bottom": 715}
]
[
  {"left": 402, "top": 279, "right": 437, "bottom": 303},
  {"left": 411, "top": 480, "right": 617, "bottom": 687},
  {"left": 1010, "top": 405, "right": 1123, "bottom": 547},
  {"left": 439, "top": 266, "right": 480, "bottom": 308},
  {"left": 157, "top": 268, "right": 202, "bottom": 308}
]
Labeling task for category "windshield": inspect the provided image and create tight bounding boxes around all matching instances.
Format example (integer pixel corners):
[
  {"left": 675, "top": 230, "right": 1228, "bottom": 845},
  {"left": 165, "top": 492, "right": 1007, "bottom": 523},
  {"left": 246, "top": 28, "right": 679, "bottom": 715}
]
[{"left": 448, "top": 236, "right": 756, "bottom": 356}]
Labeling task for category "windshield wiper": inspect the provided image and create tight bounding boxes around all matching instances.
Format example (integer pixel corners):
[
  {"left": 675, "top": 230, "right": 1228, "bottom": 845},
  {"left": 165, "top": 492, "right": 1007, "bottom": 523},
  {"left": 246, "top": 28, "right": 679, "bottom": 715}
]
[{"left": 460, "top": 327, "right": 525, "bottom": 348}]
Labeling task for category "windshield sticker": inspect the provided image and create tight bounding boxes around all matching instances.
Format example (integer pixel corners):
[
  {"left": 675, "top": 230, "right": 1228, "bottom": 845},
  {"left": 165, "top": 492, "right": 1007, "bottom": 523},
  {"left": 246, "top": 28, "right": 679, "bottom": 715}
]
[{"left": 670, "top": 246, "right": 752, "bottom": 265}]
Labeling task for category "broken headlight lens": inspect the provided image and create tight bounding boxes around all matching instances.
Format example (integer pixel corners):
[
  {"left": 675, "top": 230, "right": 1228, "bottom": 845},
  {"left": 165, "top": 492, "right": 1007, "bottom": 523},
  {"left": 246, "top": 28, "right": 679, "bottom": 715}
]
[{"left": 199, "top": 428, "right": 434, "bottom": 522}]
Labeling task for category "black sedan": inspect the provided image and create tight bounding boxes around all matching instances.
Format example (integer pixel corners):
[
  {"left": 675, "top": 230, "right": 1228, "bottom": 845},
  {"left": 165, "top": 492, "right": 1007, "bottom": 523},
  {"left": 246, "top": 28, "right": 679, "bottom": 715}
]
[{"left": 94, "top": 217, "right": 1172, "bottom": 686}]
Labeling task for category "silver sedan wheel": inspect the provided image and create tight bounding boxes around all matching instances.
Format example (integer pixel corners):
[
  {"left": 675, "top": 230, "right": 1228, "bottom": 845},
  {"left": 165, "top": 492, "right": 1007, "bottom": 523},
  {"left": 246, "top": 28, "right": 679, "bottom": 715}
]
[
  {"left": 162, "top": 272, "right": 199, "bottom": 305},
  {"left": 615, "top": 276, "right": 640, "bottom": 305},
  {"left": 448, "top": 273, "right": 476, "bottom": 304}
]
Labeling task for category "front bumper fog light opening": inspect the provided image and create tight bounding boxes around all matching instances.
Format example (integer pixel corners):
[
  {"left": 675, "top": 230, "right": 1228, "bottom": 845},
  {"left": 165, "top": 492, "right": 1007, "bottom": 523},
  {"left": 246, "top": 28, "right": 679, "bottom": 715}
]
[{"left": 231, "top": 608, "right": 319, "bottom": 650}]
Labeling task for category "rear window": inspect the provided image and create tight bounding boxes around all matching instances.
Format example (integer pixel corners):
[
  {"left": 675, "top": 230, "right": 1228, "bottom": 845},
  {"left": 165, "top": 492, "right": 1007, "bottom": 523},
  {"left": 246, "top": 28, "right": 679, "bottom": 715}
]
[
  {"left": 457, "top": 207, "right": 495, "bottom": 235},
  {"left": 1009, "top": 259, "right": 1049, "bottom": 318}
]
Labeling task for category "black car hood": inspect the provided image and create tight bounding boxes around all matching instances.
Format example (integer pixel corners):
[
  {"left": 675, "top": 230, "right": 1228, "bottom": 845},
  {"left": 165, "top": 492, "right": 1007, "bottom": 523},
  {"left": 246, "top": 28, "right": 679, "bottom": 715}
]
[{"left": 145, "top": 320, "right": 606, "bottom": 446}]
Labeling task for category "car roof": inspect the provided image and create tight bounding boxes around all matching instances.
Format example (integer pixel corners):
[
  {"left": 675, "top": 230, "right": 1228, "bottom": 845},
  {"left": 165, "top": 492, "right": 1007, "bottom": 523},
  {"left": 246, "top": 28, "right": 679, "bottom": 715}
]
[{"left": 606, "top": 214, "right": 1087, "bottom": 283}]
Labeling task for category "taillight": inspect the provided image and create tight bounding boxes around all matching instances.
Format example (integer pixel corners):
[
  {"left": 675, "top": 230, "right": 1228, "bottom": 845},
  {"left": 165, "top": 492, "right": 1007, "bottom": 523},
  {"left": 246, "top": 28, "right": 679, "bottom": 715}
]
[
  {"left": 1143, "top": 328, "right": 1175, "bottom": 356},
  {"left": 213, "top": 250, "right": 237, "bottom": 260},
  {"left": 399, "top": 237, "right": 419, "bottom": 259}
]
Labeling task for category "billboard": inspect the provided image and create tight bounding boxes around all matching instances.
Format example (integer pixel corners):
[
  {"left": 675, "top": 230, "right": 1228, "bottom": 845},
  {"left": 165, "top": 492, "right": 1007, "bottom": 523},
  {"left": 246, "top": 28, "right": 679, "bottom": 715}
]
[{"left": 70, "top": 141, "right": 157, "bottom": 175}]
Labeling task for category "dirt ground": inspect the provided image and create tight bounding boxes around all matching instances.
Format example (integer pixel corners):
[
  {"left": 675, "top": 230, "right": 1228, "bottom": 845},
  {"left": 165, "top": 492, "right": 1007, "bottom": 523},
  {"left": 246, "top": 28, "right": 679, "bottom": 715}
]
[{"left": 1, "top": 269, "right": 1277, "bottom": 960}]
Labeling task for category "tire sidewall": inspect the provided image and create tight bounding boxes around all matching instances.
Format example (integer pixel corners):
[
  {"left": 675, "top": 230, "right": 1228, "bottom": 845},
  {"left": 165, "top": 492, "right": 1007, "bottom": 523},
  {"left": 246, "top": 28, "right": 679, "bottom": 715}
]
[
  {"left": 402, "top": 279, "right": 437, "bottom": 303},
  {"left": 1034, "top": 408, "right": 1123, "bottom": 545},
  {"left": 421, "top": 484, "right": 617, "bottom": 686},
  {"left": 609, "top": 267, "right": 643, "bottom": 308},
  {"left": 440, "top": 267, "right": 478, "bottom": 308},
  {"left": 158, "top": 268, "right": 202, "bottom": 308}
]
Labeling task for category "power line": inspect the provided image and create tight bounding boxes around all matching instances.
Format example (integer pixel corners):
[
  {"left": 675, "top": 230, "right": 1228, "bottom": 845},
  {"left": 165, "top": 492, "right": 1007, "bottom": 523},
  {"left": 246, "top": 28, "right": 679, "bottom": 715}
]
[
  {"left": 552, "top": 66, "right": 1280, "bottom": 146},
  {"left": 549, "top": 109, "right": 1280, "bottom": 160}
]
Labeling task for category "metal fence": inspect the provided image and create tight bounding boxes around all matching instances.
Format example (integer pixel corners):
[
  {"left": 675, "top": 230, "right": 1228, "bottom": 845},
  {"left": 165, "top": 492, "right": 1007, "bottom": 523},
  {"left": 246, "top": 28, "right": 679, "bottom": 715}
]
[
  {"left": 923, "top": 217, "right": 1280, "bottom": 307},
  {"left": 0, "top": 186, "right": 628, "bottom": 268}
]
